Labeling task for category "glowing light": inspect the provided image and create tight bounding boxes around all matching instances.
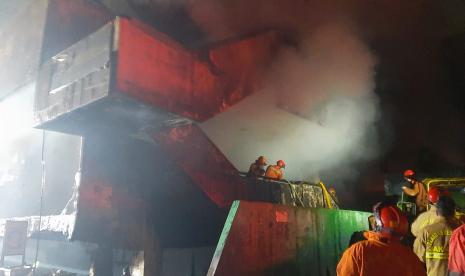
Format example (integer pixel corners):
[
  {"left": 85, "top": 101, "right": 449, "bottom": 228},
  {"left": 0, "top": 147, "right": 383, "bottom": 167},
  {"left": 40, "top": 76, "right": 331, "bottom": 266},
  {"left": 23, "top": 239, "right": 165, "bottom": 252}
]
[{"left": 0, "top": 83, "right": 36, "bottom": 149}]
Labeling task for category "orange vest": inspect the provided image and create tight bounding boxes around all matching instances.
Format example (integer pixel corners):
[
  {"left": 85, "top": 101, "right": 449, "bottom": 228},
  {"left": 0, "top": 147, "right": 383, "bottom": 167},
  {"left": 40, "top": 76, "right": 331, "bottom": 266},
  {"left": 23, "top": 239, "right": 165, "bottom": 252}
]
[
  {"left": 265, "top": 165, "right": 283, "bottom": 180},
  {"left": 337, "top": 231, "right": 426, "bottom": 276}
]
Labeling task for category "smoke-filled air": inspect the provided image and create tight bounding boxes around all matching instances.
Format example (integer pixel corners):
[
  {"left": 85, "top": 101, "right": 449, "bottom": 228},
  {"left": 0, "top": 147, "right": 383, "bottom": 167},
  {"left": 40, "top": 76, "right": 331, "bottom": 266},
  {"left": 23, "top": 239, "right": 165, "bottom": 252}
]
[{"left": 201, "top": 21, "right": 379, "bottom": 182}]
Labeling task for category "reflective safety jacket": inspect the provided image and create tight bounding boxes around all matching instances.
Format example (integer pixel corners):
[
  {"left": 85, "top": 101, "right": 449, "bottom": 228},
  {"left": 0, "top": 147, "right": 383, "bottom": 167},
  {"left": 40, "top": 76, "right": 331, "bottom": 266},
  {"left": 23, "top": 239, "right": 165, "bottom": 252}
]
[
  {"left": 414, "top": 217, "right": 463, "bottom": 276},
  {"left": 449, "top": 224, "right": 465, "bottom": 275},
  {"left": 337, "top": 231, "right": 426, "bottom": 276},
  {"left": 412, "top": 206, "right": 440, "bottom": 237},
  {"left": 265, "top": 165, "right": 283, "bottom": 180}
]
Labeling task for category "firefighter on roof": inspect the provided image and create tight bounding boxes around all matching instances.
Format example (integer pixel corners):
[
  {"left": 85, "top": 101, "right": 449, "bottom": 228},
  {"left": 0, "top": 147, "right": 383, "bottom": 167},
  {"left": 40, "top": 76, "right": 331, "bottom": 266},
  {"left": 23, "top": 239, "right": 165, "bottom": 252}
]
[
  {"left": 247, "top": 156, "right": 267, "bottom": 177},
  {"left": 328, "top": 187, "right": 339, "bottom": 205},
  {"left": 402, "top": 169, "right": 428, "bottom": 212},
  {"left": 265, "top": 160, "right": 285, "bottom": 180}
]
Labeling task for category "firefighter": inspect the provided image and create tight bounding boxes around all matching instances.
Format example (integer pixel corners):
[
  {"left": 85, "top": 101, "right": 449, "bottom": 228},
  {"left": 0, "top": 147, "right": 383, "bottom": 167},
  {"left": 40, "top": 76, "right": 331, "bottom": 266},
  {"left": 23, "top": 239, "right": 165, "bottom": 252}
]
[
  {"left": 402, "top": 169, "right": 428, "bottom": 212},
  {"left": 265, "top": 160, "right": 285, "bottom": 180},
  {"left": 247, "top": 156, "right": 267, "bottom": 177},
  {"left": 337, "top": 202, "right": 426, "bottom": 276},
  {"left": 414, "top": 196, "right": 463, "bottom": 276},
  {"left": 411, "top": 186, "right": 446, "bottom": 237},
  {"left": 328, "top": 187, "right": 339, "bottom": 205},
  {"left": 448, "top": 223, "right": 465, "bottom": 275}
]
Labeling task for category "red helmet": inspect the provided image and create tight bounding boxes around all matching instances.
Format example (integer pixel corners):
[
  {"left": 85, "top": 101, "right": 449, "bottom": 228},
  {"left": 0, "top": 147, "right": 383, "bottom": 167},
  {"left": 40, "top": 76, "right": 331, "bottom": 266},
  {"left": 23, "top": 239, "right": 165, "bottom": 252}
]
[
  {"left": 428, "top": 187, "right": 441, "bottom": 204},
  {"left": 373, "top": 202, "right": 408, "bottom": 238},
  {"left": 277, "top": 160, "right": 286, "bottom": 168},
  {"left": 404, "top": 169, "right": 415, "bottom": 178},
  {"left": 428, "top": 187, "right": 449, "bottom": 204}
]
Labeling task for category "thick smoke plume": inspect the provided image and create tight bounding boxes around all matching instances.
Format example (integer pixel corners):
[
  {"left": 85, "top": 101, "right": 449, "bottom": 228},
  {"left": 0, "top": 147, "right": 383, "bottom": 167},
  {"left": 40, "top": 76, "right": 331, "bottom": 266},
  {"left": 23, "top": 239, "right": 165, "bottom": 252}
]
[{"left": 201, "top": 22, "right": 379, "bottom": 182}]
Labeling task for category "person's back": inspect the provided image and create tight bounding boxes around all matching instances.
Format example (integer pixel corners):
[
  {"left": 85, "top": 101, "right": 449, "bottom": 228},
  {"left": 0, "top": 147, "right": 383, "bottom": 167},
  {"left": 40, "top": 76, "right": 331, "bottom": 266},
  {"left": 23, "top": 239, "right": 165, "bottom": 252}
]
[
  {"left": 412, "top": 187, "right": 449, "bottom": 237},
  {"left": 415, "top": 218, "right": 458, "bottom": 275},
  {"left": 338, "top": 231, "right": 425, "bottom": 276},
  {"left": 337, "top": 202, "right": 425, "bottom": 276},
  {"left": 449, "top": 224, "right": 465, "bottom": 276},
  {"left": 412, "top": 206, "right": 440, "bottom": 237},
  {"left": 414, "top": 196, "right": 463, "bottom": 276}
]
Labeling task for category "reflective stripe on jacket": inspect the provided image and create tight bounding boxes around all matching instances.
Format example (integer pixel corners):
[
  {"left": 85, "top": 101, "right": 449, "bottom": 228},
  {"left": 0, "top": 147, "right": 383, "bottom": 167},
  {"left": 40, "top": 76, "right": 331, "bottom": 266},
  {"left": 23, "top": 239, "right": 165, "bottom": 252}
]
[{"left": 414, "top": 217, "right": 463, "bottom": 276}]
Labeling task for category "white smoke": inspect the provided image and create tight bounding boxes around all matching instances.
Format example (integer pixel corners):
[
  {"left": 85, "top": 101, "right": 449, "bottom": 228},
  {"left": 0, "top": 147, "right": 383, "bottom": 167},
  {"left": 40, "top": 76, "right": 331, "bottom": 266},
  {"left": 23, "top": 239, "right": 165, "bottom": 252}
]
[{"left": 201, "top": 22, "right": 379, "bottom": 182}]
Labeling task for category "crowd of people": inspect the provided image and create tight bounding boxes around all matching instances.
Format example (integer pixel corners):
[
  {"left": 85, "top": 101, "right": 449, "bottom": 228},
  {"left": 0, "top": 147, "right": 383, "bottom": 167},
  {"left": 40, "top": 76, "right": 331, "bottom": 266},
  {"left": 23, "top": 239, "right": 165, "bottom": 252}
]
[
  {"left": 337, "top": 170, "right": 465, "bottom": 276},
  {"left": 247, "top": 159, "right": 465, "bottom": 275}
]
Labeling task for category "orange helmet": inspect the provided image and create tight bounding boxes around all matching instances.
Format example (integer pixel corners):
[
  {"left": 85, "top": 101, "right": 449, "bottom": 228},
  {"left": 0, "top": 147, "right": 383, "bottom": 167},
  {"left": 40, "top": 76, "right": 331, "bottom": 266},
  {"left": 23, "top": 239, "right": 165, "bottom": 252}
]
[
  {"left": 277, "top": 160, "right": 286, "bottom": 168},
  {"left": 373, "top": 202, "right": 408, "bottom": 238},
  {"left": 403, "top": 169, "right": 415, "bottom": 178},
  {"left": 428, "top": 187, "right": 449, "bottom": 204},
  {"left": 257, "top": 156, "right": 267, "bottom": 166}
]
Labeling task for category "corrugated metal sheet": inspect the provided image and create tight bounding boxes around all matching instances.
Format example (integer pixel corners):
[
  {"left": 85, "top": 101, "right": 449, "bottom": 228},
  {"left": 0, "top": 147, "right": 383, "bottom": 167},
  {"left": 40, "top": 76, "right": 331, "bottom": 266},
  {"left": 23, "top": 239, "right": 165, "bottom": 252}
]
[{"left": 35, "top": 22, "right": 113, "bottom": 125}]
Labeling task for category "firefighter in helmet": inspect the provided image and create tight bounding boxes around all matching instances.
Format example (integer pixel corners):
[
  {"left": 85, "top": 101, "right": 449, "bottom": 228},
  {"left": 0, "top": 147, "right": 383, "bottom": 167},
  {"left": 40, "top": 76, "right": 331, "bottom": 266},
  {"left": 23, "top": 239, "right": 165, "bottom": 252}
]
[
  {"left": 411, "top": 186, "right": 447, "bottom": 237},
  {"left": 265, "top": 160, "right": 286, "bottom": 180},
  {"left": 402, "top": 169, "right": 428, "bottom": 212},
  {"left": 247, "top": 156, "right": 267, "bottom": 177},
  {"left": 414, "top": 196, "right": 463, "bottom": 276},
  {"left": 328, "top": 187, "right": 340, "bottom": 205},
  {"left": 337, "top": 202, "right": 426, "bottom": 275}
]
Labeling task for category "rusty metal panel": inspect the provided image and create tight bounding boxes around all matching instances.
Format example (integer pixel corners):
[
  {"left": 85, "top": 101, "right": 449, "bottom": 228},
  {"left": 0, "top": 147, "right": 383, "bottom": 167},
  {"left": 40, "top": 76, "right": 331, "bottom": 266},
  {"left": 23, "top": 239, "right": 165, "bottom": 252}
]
[
  {"left": 35, "top": 22, "right": 113, "bottom": 126},
  {"left": 69, "top": 133, "right": 226, "bottom": 248},
  {"left": 115, "top": 17, "right": 219, "bottom": 121},
  {"left": 35, "top": 17, "right": 278, "bottom": 133},
  {"left": 153, "top": 124, "right": 247, "bottom": 208},
  {"left": 208, "top": 201, "right": 370, "bottom": 276},
  {"left": 72, "top": 135, "right": 146, "bottom": 247},
  {"left": 115, "top": 17, "right": 278, "bottom": 121}
]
